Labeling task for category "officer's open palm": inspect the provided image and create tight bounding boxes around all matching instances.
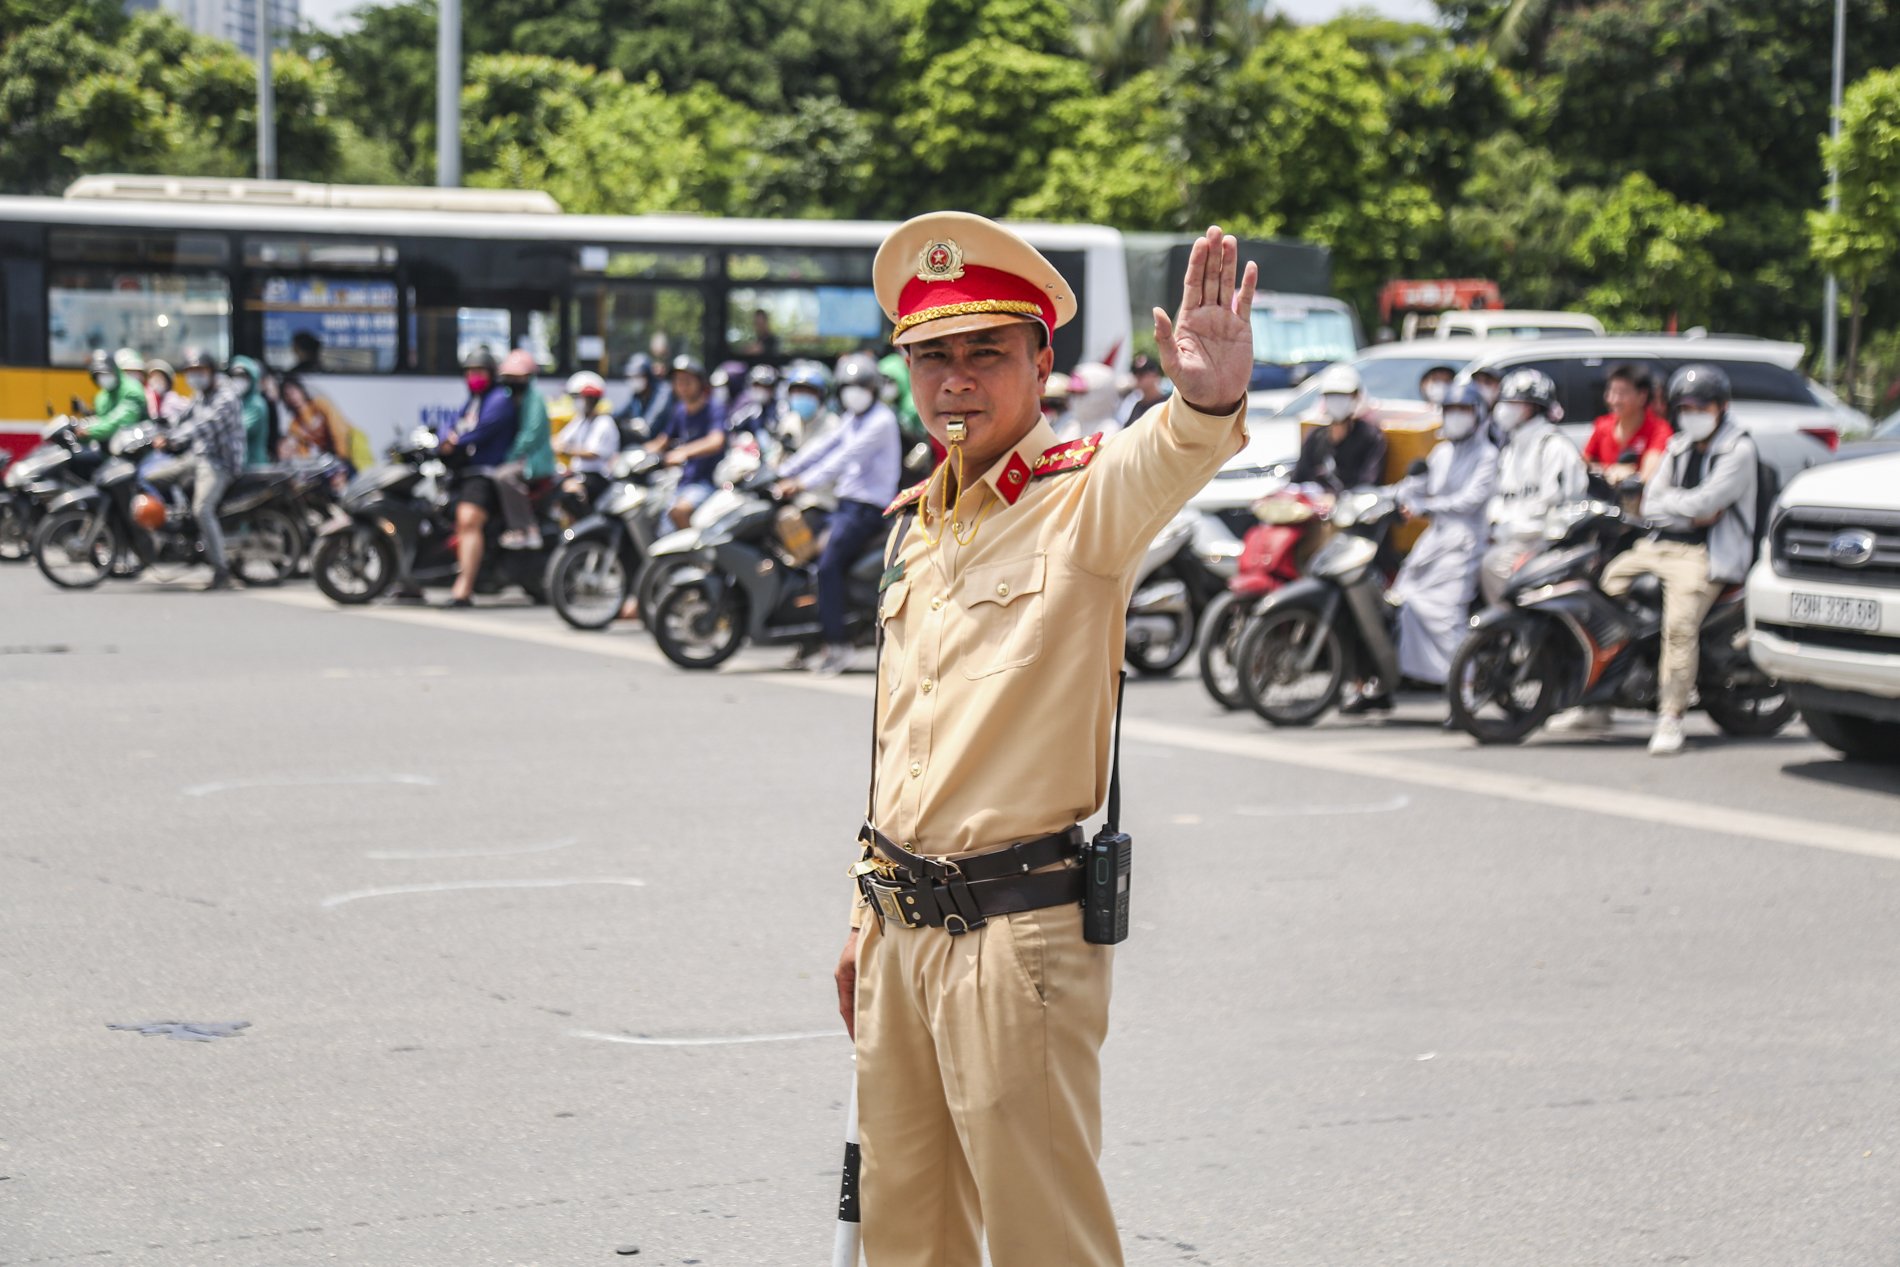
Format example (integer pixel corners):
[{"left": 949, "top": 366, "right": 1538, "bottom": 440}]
[{"left": 1153, "top": 227, "right": 1258, "bottom": 414}]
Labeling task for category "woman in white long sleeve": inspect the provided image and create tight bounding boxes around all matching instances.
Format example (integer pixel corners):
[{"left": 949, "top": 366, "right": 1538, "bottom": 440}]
[
  {"left": 1480, "top": 368, "right": 1587, "bottom": 604},
  {"left": 1383, "top": 381, "right": 1500, "bottom": 693}
]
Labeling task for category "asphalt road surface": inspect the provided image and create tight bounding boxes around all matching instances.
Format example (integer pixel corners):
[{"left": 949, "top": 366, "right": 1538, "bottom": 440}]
[{"left": 5, "top": 565, "right": 1899, "bottom": 1266}]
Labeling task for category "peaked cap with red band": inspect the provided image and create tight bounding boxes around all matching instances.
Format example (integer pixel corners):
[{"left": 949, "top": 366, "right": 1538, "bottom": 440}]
[{"left": 874, "top": 211, "right": 1078, "bottom": 348}]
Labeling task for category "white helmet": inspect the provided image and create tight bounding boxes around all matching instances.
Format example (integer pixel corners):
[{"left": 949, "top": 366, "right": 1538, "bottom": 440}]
[
  {"left": 1315, "top": 363, "right": 1363, "bottom": 396},
  {"left": 566, "top": 371, "right": 607, "bottom": 398}
]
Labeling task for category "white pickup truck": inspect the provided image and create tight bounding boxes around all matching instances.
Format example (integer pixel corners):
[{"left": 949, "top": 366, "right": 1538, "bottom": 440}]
[{"left": 1746, "top": 450, "right": 1900, "bottom": 762}]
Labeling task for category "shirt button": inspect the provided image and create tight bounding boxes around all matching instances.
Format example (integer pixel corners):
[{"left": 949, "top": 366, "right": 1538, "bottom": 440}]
[
  {"left": 921, "top": 678, "right": 934, "bottom": 694},
  {"left": 909, "top": 762, "right": 922, "bottom": 778},
  {"left": 930, "top": 596, "right": 944, "bottom": 610},
  {"left": 952, "top": 522, "right": 964, "bottom": 535},
  {"left": 996, "top": 582, "right": 1010, "bottom": 597}
]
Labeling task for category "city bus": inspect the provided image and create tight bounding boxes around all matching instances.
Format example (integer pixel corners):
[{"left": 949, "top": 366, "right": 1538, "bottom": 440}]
[{"left": 0, "top": 178, "right": 1135, "bottom": 461}]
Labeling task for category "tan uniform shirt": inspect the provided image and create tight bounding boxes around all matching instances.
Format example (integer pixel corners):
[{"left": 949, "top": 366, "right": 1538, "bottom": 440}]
[{"left": 852, "top": 396, "right": 1247, "bottom": 927}]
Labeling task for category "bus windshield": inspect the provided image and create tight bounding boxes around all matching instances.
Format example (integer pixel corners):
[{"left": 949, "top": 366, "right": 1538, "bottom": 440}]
[{"left": 1250, "top": 305, "right": 1356, "bottom": 367}]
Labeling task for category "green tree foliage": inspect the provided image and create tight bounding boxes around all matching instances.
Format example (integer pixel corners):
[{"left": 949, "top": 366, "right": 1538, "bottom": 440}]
[
  {"left": 1568, "top": 172, "right": 1723, "bottom": 330},
  {"left": 1447, "top": 133, "right": 1595, "bottom": 310},
  {"left": 1809, "top": 67, "right": 1900, "bottom": 404}
]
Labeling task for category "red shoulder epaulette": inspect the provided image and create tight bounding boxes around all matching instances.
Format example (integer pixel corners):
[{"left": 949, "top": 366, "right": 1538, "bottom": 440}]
[
  {"left": 1032, "top": 432, "right": 1104, "bottom": 479},
  {"left": 884, "top": 479, "right": 930, "bottom": 518}
]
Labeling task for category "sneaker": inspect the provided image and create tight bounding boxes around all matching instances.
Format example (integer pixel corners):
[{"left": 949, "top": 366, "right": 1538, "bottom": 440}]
[
  {"left": 1550, "top": 705, "right": 1613, "bottom": 735},
  {"left": 813, "top": 643, "right": 854, "bottom": 677},
  {"left": 1340, "top": 690, "right": 1393, "bottom": 716},
  {"left": 1648, "top": 714, "right": 1685, "bottom": 757},
  {"left": 203, "top": 569, "right": 236, "bottom": 592}
]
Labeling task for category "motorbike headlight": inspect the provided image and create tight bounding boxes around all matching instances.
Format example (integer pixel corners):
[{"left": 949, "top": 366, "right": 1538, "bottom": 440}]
[
  {"left": 602, "top": 484, "right": 643, "bottom": 517},
  {"left": 3, "top": 462, "right": 27, "bottom": 489}
]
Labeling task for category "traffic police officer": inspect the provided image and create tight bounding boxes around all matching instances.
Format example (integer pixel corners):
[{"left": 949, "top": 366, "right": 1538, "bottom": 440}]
[{"left": 833, "top": 212, "right": 1257, "bottom": 1266}]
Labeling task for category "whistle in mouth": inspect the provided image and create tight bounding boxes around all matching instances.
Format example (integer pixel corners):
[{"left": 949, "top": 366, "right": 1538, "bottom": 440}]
[{"left": 945, "top": 417, "right": 967, "bottom": 444}]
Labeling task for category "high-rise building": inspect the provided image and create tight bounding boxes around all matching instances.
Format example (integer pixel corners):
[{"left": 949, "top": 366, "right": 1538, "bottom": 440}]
[{"left": 129, "top": 0, "right": 300, "bottom": 59}]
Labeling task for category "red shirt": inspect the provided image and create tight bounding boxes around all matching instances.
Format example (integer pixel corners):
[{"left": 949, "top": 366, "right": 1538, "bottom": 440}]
[{"left": 1583, "top": 410, "right": 1673, "bottom": 466}]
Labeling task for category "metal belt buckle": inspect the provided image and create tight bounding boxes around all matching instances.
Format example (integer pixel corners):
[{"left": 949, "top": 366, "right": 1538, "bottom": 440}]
[{"left": 865, "top": 876, "right": 924, "bottom": 929}]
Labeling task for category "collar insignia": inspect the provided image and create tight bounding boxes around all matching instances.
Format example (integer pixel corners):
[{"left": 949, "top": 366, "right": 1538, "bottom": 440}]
[{"left": 1031, "top": 432, "right": 1104, "bottom": 479}]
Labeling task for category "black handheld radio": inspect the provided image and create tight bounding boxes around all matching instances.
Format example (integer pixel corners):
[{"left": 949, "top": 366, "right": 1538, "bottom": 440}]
[{"left": 1083, "top": 672, "right": 1131, "bottom": 945}]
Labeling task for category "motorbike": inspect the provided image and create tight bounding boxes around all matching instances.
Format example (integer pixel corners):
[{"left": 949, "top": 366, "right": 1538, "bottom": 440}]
[
  {"left": 30, "top": 423, "right": 303, "bottom": 589},
  {"left": 1124, "top": 508, "right": 1239, "bottom": 677},
  {"left": 1, "top": 416, "right": 110, "bottom": 563},
  {"left": 1233, "top": 486, "right": 1407, "bottom": 726},
  {"left": 1198, "top": 482, "right": 1330, "bottom": 709},
  {"left": 545, "top": 448, "right": 676, "bottom": 630},
  {"left": 1447, "top": 501, "right": 1796, "bottom": 744},
  {"left": 309, "top": 428, "right": 558, "bottom": 606},
  {"left": 643, "top": 472, "right": 886, "bottom": 670}
]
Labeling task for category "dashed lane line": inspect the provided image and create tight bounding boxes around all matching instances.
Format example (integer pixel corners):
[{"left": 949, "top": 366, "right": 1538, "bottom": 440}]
[{"left": 248, "top": 590, "right": 1900, "bottom": 865}]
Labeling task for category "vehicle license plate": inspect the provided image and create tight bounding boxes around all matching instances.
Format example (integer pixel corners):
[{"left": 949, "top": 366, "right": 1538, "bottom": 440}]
[{"left": 1788, "top": 592, "right": 1882, "bottom": 632}]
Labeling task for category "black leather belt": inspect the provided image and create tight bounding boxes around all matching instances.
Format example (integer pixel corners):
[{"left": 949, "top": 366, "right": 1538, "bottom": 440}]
[{"left": 853, "top": 826, "right": 1085, "bottom": 935}]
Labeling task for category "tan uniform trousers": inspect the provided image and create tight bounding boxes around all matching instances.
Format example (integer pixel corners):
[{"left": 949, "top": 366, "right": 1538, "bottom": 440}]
[
  {"left": 854, "top": 899, "right": 1122, "bottom": 1267},
  {"left": 1600, "top": 538, "right": 1723, "bottom": 717}
]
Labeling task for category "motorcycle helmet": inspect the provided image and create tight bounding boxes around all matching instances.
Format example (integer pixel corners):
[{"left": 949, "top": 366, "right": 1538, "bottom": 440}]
[
  {"left": 710, "top": 358, "right": 748, "bottom": 391},
  {"left": 834, "top": 353, "right": 883, "bottom": 388},
  {"left": 1315, "top": 363, "right": 1363, "bottom": 397},
  {"left": 132, "top": 492, "right": 167, "bottom": 531},
  {"left": 670, "top": 354, "right": 708, "bottom": 383},
  {"left": 782, "top": 360, "right": 832, "bottom": 396},
  {"left": 144, "top": 358, "right": 176, "bottom": 386},
  {"left": 746, "top": 364, "right": 778, "bottom": 389},
  {"left": 86, "top": 349, "right": 116, "bottom": 379},
  {"left": 179, "top": 346, "right": 217, "bottom": 372},
  {"left": 1494, "top": 367, "right": 1561, "bottom": 430},
  {"left": 114, "top": 347, "right": 145, "bottom": 374},
  {"left": 1666, "top": 363, "right": 1731, "bottom": 412},
  {"left": 498, "top": 348, "right": 539, "bottom": 381},
  {"left": 461, "top": 346, "right": 499, "bottom": 374},
  {"left": 623, "top": 353, "right": 653, "bottom": 380},
  {"left": 1438, "top": 380, "right": 1489, "bottom": 442},
  {"left": 566, "top": 370, "right": 607, "bottom": 398}
]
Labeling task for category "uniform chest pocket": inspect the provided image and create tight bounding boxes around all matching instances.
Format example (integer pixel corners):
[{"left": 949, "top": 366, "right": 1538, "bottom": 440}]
[
  {"left": 957, "top": 552, "right": 1046, "bottom": 680},
  {"left": 877, "top": 577, "right": 910, "bottom": 694}
]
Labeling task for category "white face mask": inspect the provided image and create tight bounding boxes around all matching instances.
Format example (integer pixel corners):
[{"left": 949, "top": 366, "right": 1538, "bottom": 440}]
[
  {"left": 1678, "top": 407, "right": 1720, "bottom": 441},
  {"left": 880, "top": 380, "right": 900, "bottom": 403},
  {"left": 1492, "top": 401, "right": 1534, "bottom": 432},
  {"left": 1321, "top": 394, "right": 1356, "bottom": 423},
  {"left": 1440, "top": 408, "right": 1478, "bottom": 441},
  {"left": 1476, "top": 381, "right": 1501, "bottom": 406},
  {"left": 94, "top": 372, "right": 116, "bottom": 389},
  {"left": 1422, "top": 380, "right": 1448, "bottom": 405},
  {"left": 745, "top": 385, "right": 771, "bottom": 404},
  {"left": 185, "top": 371, "right": 212, "bottom": 394},
  {"left": 840, "top": 384, "right": 875, "bottom": 415}
]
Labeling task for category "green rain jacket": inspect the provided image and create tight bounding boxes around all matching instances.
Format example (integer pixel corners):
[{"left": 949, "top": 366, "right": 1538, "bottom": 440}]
[
  {"left": 230, "top": 355, "right": 272, "bottom": 467},
  {"left": 84, "top": 368, "right": 150, "bottom": 442},
  {"left": 508, "top": 386, "right": 557, "bottom": 481}
]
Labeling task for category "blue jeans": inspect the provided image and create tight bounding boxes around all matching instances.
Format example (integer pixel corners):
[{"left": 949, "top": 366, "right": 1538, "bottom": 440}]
[{"left": 817, "top": 499, "right": 885, "bottom": 644}]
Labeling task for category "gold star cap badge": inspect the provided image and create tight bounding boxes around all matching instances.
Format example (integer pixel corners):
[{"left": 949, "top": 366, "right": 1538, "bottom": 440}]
[{"left": 916, "top": 239, "right": 966, "bottom": 283}]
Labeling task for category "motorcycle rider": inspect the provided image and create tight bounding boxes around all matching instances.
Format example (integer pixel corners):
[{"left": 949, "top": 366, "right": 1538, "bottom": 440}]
[
  {"left": 80, "top": 349, "right": 151, "bottom": 443},
  {"left": 494, "top": 349, "right": 555, "bottom": 550},
  {"left": 553, "top": 371, "right": 621, "bottom": 506},
  {"left": 1372, "top": 381, "right": 1499, "bottom": 706},
  {"left": 781, "top": 362, "right": 836, "bottom": 452},
  {"left": 147, "top": 348, "right": 247, "bottom": 591},
  {"left": 1583, "top": 363, "right": 1673, "bottom": 484},
  {"left": 1293, "top": 363, "right": 1388, "bottom": 492},
  {"left": 728, "top": 364, "right": 796, "bottom": 447},
  {"left": 645, "top": 355, "right": 728, "bottom": 530},
  {"left": 439, "top": 347, "right": 521, "bottom": 607},
  {"left": 1480, "top": 368, "right": 1587, "bottom": 604},
  {"left": 1417, "top": 363, "right": 1457, "bottom": 408},
  {"left": 1117, "top": 352, "right": 1169, "bottom": 426},
  {"left": 771, "top": 354, "right": 902, "bottom": 675},
  {"left": 228, "top": 355, "right": 272, "bottom": 468},
  {"left": 1598, "top": 365, "right": 1758, "bottom": 757},
  {"left": 616, "top": 353, "right": 673, "bottom": 445},
  {"left": 143, "top": 359, "right": 191, "bottom": 425}
]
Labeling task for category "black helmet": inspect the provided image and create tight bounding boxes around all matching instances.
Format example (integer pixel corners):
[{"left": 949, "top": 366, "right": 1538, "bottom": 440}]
[
  {"left": 670, "top": 354, "right": 707, "bottom": 382},
  {"left": 179, "top": 346, "right": 218, "bottom": 372},
  {"left": 461, "top": 346, "right": 498, "bottom": 374},
  {"left": 87, "top": 349, "right": 115, "bottom": 377},
  {"left": 623, "top": 353, "right": 653, "bottom": 379},
  {"left": 1497, "top": 367, "right": 1559, "bottom": 415},
  {"left": 746, "top": 364, "right": 778, "bottom": 389},
  {"left": 1667, "top": 363, "right": 1731, "bottom": 411},
  {"left": 835, "top": 353, "right": 882, "bottom": 389}
]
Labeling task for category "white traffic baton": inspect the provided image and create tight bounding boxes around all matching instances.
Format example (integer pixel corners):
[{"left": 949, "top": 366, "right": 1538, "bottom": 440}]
[{"left": 832, "top": 1062, "right": 861, "bottom": 1266}]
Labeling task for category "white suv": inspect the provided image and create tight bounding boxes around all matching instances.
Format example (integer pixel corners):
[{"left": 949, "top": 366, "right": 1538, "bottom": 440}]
[{"left": 1746, "top": 450, "right": 1900, "bottom": 762}]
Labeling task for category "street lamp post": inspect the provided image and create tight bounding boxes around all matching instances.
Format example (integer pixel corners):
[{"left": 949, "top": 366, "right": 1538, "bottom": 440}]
[
  {"left": 437, "top": 0, "right": 461, "bottom": 187},
  {"left": 256, "top": 0, "right": 276, "bottom": 180},
  {"left": 1822, "top": 0, "right": 1845, "bottom": 389}
]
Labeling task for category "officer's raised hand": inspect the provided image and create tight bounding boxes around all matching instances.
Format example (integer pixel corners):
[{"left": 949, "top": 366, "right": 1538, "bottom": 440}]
[{"left": 1152, "top": 226, "right": 1258, "bottom": 416}]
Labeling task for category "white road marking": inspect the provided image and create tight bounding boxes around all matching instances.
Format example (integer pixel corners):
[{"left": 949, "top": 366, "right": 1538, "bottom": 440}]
[
  {"left": 365, "top": 835, "right": 580, "bottom": 861},
  {"left": 1234, "top": 794, "right": 1413, "bottom": 817},
  {"left": 320, "top": 877, "right": 646, "bottom": 908},
  {"left": 568, "top": 1028, "right": 843, "bottom": 1047},
  {"left": 1127, "top": 718, "right": 1900, "bottom": 865},
  {"left": 183, "top": 773, "right": 437, "bottom": 797},
  {"left": 253, "top": 590, "right": 1900, "bottom": 866}
]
